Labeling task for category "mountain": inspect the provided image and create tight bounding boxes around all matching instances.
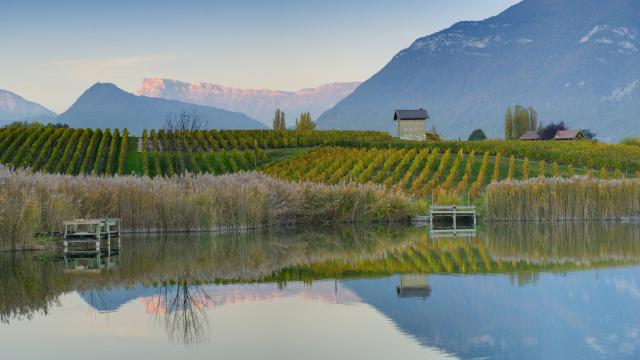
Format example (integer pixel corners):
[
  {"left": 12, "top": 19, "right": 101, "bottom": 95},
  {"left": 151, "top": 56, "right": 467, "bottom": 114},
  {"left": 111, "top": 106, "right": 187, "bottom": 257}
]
[
  {"left": 317, "top": 0, "right": 640, "bottom": 142},
  {"left": 136, "top": 78, "right": 360, "bottom": 127},
  {"left": 57, "top": 83, "right": 266, "bottom": 134},
  {"left": 0, "top": 89, "right": 57, "bottom": 124}
]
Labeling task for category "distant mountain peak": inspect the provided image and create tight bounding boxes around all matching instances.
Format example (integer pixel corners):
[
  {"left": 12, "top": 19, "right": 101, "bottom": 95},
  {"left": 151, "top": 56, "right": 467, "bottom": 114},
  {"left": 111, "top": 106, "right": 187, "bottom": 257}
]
[
  {"left": 0, "top": 89, "right": 57, "bottom": 124},
  {"left": 136, "top": 78, "right": 361, "bottom": 126},
  {"left": 57, "top": 83, "right": 266, "bottom": 134}
]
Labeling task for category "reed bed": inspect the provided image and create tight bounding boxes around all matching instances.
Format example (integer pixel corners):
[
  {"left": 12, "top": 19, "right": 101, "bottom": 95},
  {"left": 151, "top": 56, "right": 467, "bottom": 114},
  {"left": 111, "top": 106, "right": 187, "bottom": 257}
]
[
  {"left": 485, "top": 176, "right": 640, "bottom": 221},
  {"left": 0, "top": 167, "right": 418, "bottom": 250}
]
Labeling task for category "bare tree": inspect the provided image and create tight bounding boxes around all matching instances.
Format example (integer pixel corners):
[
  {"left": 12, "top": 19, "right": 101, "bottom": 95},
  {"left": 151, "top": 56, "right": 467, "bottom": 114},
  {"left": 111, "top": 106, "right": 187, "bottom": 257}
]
[
  {"left": 163, "top": 109, "right": 207, "bottom": 133},
  {"left": 163, "top": 110, "right": 208, "bottom": 174}
]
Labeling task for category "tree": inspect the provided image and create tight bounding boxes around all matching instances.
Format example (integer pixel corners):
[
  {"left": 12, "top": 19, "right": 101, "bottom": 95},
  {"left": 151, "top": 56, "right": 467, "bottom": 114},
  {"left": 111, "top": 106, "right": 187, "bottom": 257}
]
[
  {"left": 164, "top": 109, "right": 206, "bottom": 132},
  {"left": 272, "top": 109, "right": 286, "bottom": 130},
  {"left": 582, "top": 129, "right": 597, "bottom": 140},
  {"left": 295, "top": 112, "right": 316, "bottom": 131},
  {"left": 540, "top": 121, "right": 567, "bottom": 140},
  {"left": 504, "top": 105, "right": 537, "bottom": 140},
  {"left": 528, "top": 107, "right": 538, "bottom": 132},
  {"left": 504, "top": 108, "right": 513, "bottom": 140},
  {"left": 468, "top": 129, "right": 487, "bottom": 141},
  {"left": 164, "top": 110, "right": 206, "bottom": 172}
]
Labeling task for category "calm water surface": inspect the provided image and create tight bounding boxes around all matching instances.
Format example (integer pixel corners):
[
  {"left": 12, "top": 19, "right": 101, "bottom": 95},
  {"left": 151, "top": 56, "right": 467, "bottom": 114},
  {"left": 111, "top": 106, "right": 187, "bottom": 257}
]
[{"left": 1, "top": 224, "right": 640, "bottom": 359}]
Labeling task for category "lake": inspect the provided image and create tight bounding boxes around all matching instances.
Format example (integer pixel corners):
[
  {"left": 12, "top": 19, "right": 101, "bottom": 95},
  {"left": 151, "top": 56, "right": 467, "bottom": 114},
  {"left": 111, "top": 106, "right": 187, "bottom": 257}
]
[{"left": 1, "top": 223, "right": 640, "bottom": 359}]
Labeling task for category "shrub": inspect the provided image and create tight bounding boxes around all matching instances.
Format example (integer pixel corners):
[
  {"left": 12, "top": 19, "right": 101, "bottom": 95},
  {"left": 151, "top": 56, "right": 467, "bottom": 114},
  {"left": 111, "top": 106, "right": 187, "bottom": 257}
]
[
  {"left": 468, "top": 129, "right": 487, "bottom": 141},
  {"left": 621, "top": 136, "right": 640, "bottom": 147}
]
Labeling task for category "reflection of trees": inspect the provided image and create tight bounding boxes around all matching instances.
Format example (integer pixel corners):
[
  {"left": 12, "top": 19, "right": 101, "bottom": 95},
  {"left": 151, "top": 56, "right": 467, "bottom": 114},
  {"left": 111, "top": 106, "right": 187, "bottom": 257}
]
[
  {"left": 153, "top": 281, "right": 211, "bottom": 345},
  {"left": 3, "top": 223, "right": 640, "bottom": 323},
  {"left": 266, "top": 223, "right": 640, "bottom": 285},
  {"left": 0, "top": 253, "right": 66, "bottom": 323}
]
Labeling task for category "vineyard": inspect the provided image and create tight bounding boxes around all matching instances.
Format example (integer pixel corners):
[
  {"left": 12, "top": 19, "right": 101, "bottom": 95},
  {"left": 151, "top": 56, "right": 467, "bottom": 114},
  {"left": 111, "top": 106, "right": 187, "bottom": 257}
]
[
  {"left": 264, "top": 147, "right": 613, "bottom": 202},
  {"left": 0, "top": 126, "right": 634, "bottom": 201},
  {"left": 0, "top": 127, "right": 390, "bottom": 176},
  {"left": 0, "top": 127, "right": 127, "bottom": 176},
  {"left": 140, "top": 129, "right": 392, "bottom": 151},
  {"left": 351, "top": 139, "right": 640, "bottom": 174}
]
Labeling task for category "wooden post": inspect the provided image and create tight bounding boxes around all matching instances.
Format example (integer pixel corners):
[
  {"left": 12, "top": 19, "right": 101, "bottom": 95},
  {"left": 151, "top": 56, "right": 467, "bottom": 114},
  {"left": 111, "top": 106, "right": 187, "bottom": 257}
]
[
  {"left": 452, "top": 206, "right": 457, "bottom": 230},
  {"left": 96, "top": 223, "right": 101, "bottom": 253}
]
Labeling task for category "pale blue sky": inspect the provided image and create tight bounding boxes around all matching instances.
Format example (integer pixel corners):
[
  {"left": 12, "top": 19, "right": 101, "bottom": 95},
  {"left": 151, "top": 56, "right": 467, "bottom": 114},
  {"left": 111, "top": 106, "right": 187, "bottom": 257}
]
[{"left": 1, "top": 0, "right": 520, "bottom": 112}]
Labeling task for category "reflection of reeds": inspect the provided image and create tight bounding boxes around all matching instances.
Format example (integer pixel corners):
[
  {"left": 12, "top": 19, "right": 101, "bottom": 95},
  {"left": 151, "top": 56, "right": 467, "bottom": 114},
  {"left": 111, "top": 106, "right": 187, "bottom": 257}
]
[
  {"left": 483, "top": 222, "right": 640, "bottom": 265},
  {"left": 0, "top": 253, "right": 65, "bottom": 324},
  {"left": 0, "top": 167, "right": 418, "bottom": 249},
  {"left": 485, "top": 176, "right": 640, "bottom": 221}
]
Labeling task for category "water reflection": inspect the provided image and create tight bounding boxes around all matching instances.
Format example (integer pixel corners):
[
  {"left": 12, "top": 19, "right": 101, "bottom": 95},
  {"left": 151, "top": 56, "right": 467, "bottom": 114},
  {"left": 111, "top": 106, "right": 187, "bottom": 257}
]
[{"left": 0, "top": 223, "right": 639, "bottom": 359}]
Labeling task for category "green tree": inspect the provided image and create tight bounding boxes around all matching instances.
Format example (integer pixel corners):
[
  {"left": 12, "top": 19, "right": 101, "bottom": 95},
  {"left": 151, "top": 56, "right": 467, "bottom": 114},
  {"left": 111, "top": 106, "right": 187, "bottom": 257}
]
[
  {"left": 505, "top": 105, "right": 537, "bottom": 140},
  {"left": 504, "top": 108, "right": 513, "bottom": 140},
  {"left": 272, "top": 109, "right": 286, "bottom": 130},
  {"left": 528, "top": 107, "right": 538, "bottom": 132},
  {"left": 468, "top": 129, "right": 487, "bottom": 141},
  {"left": 295, "top": 112, "right": 316, "bottom": 131}
]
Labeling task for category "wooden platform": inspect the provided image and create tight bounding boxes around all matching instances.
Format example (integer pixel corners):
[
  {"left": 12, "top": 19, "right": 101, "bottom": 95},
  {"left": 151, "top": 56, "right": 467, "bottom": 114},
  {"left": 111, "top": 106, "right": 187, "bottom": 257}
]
[
  {"left": 63, "top": 218, "right": 121, "bottom": 240},
  {"left": 429, "top": 205, "right": 477, "bottom": 229}
]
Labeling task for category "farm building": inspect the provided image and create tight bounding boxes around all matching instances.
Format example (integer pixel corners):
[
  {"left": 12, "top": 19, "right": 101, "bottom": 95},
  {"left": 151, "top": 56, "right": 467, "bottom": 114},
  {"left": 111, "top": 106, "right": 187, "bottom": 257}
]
[
  {"left": 394, "top": 109, "right": 429, "bottom": 141},
  {"left": 519, "top": 131, "right": 541, "bottom": 141},
  {"left": 554, "top": 129, "right": 584, "bottom": 140}
]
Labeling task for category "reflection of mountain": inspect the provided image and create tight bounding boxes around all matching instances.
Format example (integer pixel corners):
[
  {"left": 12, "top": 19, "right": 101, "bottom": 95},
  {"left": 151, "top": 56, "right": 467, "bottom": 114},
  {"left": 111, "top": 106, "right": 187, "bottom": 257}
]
[
  {"left": 79, "top": 281, "right": 360, "bottom": 314},
  {"left": 343, "top": 268, "right": 640, "bottom": 359},
  {"left": 78, "top": 287, "right": 159, "bottom": 312},
  {"left": 3, "top": 223, "right": 640, "bottom": 326},
  {"left": 3, "top": 223, "right": 640, "bottom": 357}
]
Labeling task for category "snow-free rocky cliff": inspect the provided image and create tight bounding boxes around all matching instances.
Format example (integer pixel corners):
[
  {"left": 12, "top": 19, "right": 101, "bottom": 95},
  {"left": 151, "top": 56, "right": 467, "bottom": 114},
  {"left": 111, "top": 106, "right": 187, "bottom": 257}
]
[
  {"left": 317, "top": 0, "right": 640, "bottom": 142},
  {"left": 137, "top": 78, "right": 360, "bottom": 127}
]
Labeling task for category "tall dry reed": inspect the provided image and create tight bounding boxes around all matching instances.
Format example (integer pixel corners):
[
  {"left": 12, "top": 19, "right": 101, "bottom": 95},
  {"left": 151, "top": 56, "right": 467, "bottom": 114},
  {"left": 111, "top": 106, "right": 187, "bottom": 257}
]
[
  {"left": 0, "top": 167, "right": 418, "bottom": 249},
  {"left": 485, "top": 176, "right": 640, "bottom": 221}
]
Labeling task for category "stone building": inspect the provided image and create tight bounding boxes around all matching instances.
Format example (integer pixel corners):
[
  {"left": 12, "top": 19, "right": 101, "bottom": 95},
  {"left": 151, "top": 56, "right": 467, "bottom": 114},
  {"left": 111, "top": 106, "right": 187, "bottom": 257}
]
[{"left": 394, "top": 109, "right": 429, "bottom": 140}]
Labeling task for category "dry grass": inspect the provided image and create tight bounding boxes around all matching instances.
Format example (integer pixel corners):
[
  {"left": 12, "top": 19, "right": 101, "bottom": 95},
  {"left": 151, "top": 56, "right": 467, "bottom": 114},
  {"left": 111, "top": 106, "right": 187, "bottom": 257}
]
[
  {"left": 485, "top": 176, "right": 640, "bottom": 221},
  {"left": 0, "top": 167, "right": 418, "bottom": 250}
]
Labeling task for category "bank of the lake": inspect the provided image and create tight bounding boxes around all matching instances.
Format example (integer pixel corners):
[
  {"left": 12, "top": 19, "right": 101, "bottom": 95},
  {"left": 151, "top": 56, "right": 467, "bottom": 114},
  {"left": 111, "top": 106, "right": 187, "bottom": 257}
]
[{"left": 0, "top": 168, "right": 419, "bottom": 251}]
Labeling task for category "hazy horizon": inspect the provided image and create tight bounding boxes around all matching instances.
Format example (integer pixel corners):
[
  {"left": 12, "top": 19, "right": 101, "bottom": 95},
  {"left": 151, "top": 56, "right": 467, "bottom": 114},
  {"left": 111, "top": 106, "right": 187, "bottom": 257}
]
[{"left": 2, "top": 0, "right": 520, "bottom": 113}]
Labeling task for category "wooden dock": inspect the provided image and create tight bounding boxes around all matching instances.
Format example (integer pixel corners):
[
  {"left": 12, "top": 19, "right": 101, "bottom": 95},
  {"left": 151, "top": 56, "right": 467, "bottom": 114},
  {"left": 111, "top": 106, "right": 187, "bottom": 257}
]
[
  {"left": 63, "top": 218, "right": 121, "bottom": 254},
  {"left": 429, "top": 205, "right": 477, "bottom": 229},
  {"left": 63, "top": 218, "right": 121, "bottom": 241}
]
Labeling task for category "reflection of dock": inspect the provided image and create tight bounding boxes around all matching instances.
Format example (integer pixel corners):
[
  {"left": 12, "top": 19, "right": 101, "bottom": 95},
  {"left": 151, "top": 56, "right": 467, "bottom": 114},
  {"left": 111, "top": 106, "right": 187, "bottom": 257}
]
[
  {"left": 396, "top": 274, "right": 431, "bottom": 299},
  {"left": 63, "top": 236, "right": 121, "bottom": 273},
  {"left": 430, "top": 228, "right": 477, "bottom": 238}
]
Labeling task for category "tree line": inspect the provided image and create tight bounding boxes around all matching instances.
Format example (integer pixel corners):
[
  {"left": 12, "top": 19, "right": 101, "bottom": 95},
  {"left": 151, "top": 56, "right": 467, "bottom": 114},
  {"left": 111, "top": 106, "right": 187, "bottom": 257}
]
[{"left": 272, "top": 109, "right": 317, "bottom": 131}]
